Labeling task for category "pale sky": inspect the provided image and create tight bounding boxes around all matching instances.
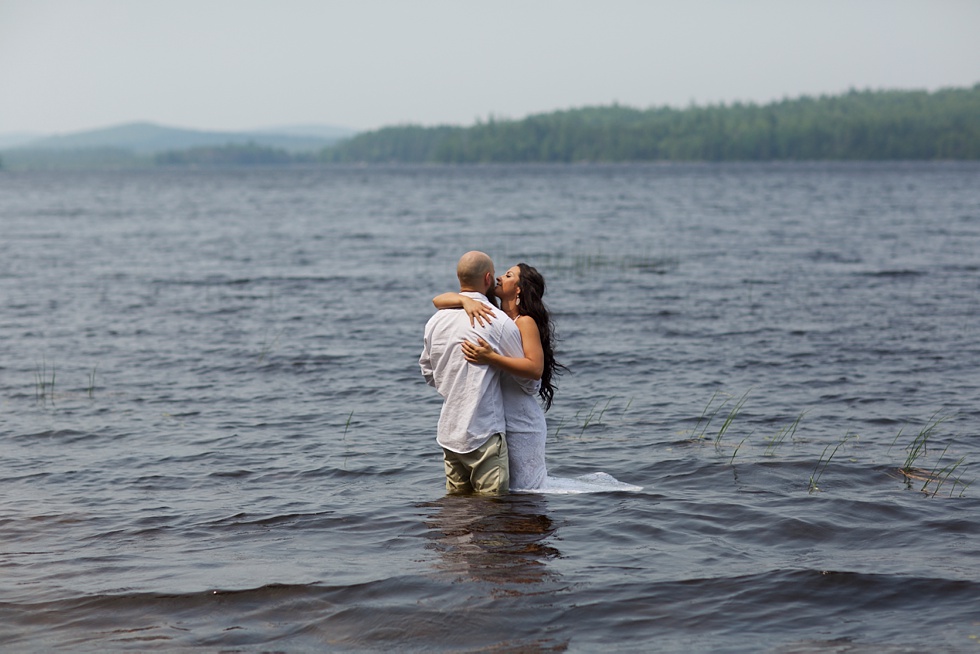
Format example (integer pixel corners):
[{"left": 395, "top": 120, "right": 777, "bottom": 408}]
[{"left": 1, "top": 0, "right": 978, "bottom": 135}]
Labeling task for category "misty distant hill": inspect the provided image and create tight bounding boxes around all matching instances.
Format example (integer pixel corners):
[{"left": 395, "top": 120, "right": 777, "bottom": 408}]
[
  {"left": 255, "top": 125, "right": 357, "bottom": 141},
  {"left": 6, "top": 84, "right": 979, "bottom": 170},
  {"left": 0, "top": 133, "right": 44, "bottom": 149},
  {"left": 9, "top": 122, "right": 356, "bottom": 154}
]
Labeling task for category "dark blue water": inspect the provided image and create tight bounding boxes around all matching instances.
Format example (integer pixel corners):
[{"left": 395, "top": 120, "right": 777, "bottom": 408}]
[{"left": 1, "top": 163, "right": 978, "bottom": 652}]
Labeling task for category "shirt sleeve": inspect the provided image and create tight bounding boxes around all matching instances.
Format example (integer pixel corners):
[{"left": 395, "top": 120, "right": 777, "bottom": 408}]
[{"left": 419, "top": 327, "right": 435, "bottom": 388}]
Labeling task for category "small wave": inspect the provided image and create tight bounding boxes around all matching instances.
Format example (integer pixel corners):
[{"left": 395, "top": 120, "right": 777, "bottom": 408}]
[
  {"left": 807, "top": 250, "right": 863, "bottom": 264},
  {"left": 14, "top": 429, "right": 88, "bottom": 441},
  {"left": 857, "top": 269, "right": 926, "bottom": 278}
]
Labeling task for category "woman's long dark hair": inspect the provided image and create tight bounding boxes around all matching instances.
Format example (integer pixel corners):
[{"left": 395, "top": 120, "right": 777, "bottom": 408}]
[{"left": 516, "top": 263, "right": 566, "bottom": 411}]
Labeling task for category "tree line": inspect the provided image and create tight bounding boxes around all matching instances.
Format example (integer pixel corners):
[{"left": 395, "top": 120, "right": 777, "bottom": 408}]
[
  {"left": 321, "top": 85, "right": 980, "bottom": 163},
  {"left": 5, "top": 85, "right": 977, "bottom": 170}
]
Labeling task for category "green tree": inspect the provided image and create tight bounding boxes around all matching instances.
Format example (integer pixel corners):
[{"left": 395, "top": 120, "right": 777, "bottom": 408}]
[{"left": 321, "top": 84, "right": 980, "bottom": 163}]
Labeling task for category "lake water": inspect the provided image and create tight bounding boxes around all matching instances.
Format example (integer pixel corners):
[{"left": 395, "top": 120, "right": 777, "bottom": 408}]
[{"left": 1, "top": 162, "right": 978, "bottom": 652}]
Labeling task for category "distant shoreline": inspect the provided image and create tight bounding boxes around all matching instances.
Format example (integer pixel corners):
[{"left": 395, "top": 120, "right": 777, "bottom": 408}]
[{"left": 2, "top": 84, "right": 978, "bottom": 171}]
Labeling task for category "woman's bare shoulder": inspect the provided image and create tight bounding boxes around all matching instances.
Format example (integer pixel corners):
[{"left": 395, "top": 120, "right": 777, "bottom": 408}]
[{"left": 515, "top": 314, "right": 540, "bottom": 332}]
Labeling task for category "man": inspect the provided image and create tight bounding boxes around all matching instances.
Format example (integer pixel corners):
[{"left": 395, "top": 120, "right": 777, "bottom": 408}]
[{"left": 419, "top": 251, "right": 532, "bottom": 494}]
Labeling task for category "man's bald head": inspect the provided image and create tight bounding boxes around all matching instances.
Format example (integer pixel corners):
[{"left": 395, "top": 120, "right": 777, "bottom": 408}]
[{"left": 457, "top": 251, "right": 495, "bottom": 294}]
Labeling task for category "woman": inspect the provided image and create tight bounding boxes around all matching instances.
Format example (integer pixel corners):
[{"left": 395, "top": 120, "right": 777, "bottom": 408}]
[{"left": 433, "top": 263, "right": 564, "bottom": 490}]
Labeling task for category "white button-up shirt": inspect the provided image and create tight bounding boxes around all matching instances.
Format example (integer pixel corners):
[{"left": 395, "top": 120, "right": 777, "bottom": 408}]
[{"left": 420, "top": 292, "right": 536, "bottom": 453}]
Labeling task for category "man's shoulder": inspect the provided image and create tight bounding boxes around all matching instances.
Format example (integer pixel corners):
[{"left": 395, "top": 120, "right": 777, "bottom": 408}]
[
  {"left": 491, "top": 305, "right": 516, "bottom": 325},
  {"left": 426, "top": 307, "right": 465, "bottom": 325},
  {"left": 426, "top": 307, "right": 480, "bottom": 336},
  {"left": 486, "top": 304, "right": 511, "bottom": 321},
  {"left": 477, "top": 307, "right": 518, "bottom": 339}
]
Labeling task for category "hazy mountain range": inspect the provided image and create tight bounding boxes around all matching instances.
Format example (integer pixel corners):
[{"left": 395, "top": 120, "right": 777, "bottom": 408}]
[
  {"left": 0, "top": 122, "right": 357, "bottom": 154},
  {"left": 4, "top": 84, "right": 977, "bottom": 169}
]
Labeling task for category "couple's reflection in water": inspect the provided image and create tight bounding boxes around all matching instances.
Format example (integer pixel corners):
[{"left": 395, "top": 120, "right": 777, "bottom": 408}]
[{"left": 420, "top": 493, "right": 562, "bottom": 588}]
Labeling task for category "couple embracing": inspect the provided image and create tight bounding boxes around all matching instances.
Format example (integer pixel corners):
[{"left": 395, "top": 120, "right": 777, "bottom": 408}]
[{"left": 419, "top": 251, "right": 563, "bottom": 494}]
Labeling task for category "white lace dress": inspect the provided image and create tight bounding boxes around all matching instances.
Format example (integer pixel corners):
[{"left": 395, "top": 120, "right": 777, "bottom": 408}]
[{"left": 500, "top": 374, "right": 548, "bottom": 490}]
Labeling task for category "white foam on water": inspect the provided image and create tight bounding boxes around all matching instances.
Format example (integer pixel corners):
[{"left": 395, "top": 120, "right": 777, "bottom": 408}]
[{"left": 514, "top": 472, "right": 644, "bottom": 495}]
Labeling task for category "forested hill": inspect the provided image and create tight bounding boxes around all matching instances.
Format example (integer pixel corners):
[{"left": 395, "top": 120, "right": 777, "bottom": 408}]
[{"left": 322, "top": 85, "right": 980, "bottom": 163}]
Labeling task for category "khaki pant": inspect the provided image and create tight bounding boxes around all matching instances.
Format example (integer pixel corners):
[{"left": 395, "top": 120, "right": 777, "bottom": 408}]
[{"left": 443, "top": 433, "right": 509, "bottom": 495}]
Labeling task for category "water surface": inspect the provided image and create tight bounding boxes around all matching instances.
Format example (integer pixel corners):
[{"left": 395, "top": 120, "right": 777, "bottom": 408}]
[{"left": 1, "top": 163, "right": 978, "bottom": 652}]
